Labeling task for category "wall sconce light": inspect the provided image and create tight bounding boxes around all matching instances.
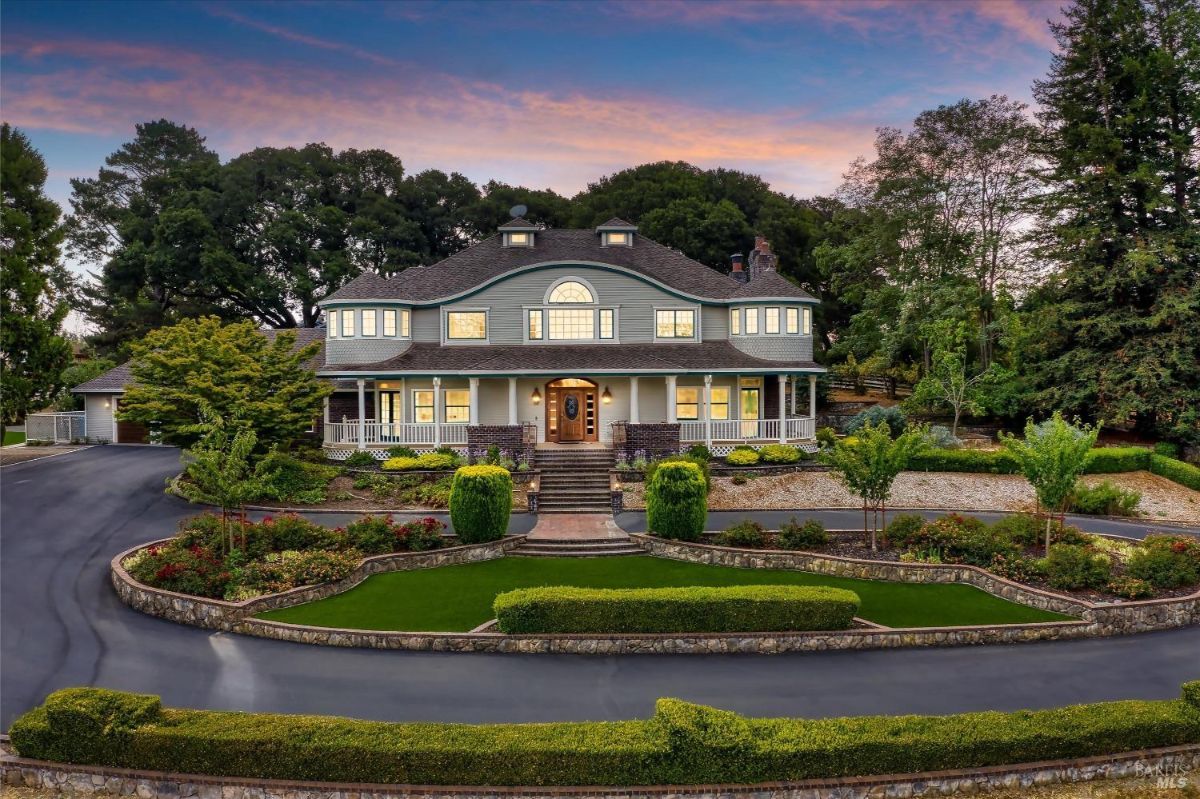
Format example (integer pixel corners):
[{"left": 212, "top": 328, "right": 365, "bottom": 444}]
[
  {"left": 103, "top": 400, "right": 110, "bottom": 408},
  {"left": 601, "top": 386, "right": 612, "bottom": 405},
  {"left": 531, "top": 388, "right": 542, "bottom": 405}
]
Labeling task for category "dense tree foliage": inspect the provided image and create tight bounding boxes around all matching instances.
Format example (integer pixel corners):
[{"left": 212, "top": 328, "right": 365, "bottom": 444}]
[{"left": 0, "top": 124, "right": 72, "bottom": 433}]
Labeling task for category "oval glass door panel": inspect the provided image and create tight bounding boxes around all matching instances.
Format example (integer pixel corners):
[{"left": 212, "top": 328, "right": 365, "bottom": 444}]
[{"left": 564, "top": 394, "right": 579, "bottom": 420}]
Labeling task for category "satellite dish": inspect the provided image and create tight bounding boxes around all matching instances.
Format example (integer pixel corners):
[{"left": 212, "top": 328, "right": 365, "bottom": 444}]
[{"left": 509, "top": 204, "right": 528, "bottom": 219}]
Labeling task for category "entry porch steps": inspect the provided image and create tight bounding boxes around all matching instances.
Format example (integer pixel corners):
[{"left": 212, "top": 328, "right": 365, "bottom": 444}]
[
  {"left": 510, "top": 537, "right": 645, "bottom": 558},
  {"left": 535, "top": 450, "right": 614, "bottom": 514}
]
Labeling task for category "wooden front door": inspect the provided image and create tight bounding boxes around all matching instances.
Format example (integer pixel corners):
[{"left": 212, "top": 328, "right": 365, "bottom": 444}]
[{"left": 559, "top": 389, "right": 586, "bottom": 442}]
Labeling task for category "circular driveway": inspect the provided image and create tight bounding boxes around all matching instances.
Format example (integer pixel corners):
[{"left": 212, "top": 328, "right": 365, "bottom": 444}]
[{"left": 2, "top": 446, "right": 1198, "bottom": 730}]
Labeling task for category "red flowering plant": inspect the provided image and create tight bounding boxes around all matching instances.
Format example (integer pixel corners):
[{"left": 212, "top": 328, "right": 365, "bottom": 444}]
[
  {"left": 126, "top": 541, "right": 232, "bottom": 598},
  {"left": 396, "top": 517, "right": 446, "bottom": 551}
]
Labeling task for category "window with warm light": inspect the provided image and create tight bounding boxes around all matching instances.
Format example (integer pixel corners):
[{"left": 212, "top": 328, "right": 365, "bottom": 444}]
[
  {"left": 803, "top": 307, "right": 812, "bottom": 335},
  {"left": 444, "top": 390, "right": 470, "bottom": 423},
  {"left": 341, "top": 309, "right": 356, "bottom": 337},
  {"left": 504, "top": 231, "right": 532, "bottom": 247},
  {"left": 548, "top": 281, "right": 594, "bottom": 304},
  {"left": 413, "top": 390, "right": 434, "bottom": 423},
  {"left": 528, "top": 309, "right": 543, "bottom": 340},
  {"left": 447, "top": 311, "right": 486, "bottom": 340},
  {"left": 328, "top": 310, "right": 338, "bottom": 337},
  {"left": 744, "top": 307, "right": 759, "bottom": 334},
  {"left": 383, "top": 309, "right": 397, "bottom": 337},
  {"left": 765, "top": 307, "right": 780, "bottom": 334},
  {"left": 602, "top": 231, "right": 630, "bottom": 246},
  {"left": 599, "top": 308, "right": 614, "bottom": 339},
  {"left": 710, "top": 387, "right": 730, "bottom": 420},
  {"left": 656, "top": 309, "right": 695, "bottom": 338},
  {"left": 730, "top": 308, "right": 741, "bottom": 335},
  {"left": 676, "top": 387, "right": 700, "bottom": 420},
  {"left": 362, "top": 309, "right": 377, "bottom": 336},
  {"left": 786, "top": 307, "right": 799, "bottom": 334},
  {"left": 400, "top": 309, "right": 411, "bottom": 337},
  {"left": 548, "top": 308, "right": 594, "bottom": 339}
]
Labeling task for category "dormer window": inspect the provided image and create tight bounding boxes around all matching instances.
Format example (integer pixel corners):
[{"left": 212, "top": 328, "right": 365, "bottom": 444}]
[
  {"left": 504, "top": 231, "right": 533, "bottom": 247},
  {"left": 499, "top": 217, "right": 538, "bottom": 247},
  {"left": 602, "top": 231, "right": 630, "bottom": 247},
  {"left": 596, "top": 217, "right": 636, "bottom": 247}
]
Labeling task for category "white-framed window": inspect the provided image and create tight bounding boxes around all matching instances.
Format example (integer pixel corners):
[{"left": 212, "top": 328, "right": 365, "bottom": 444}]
[
  {"left": 383, "top": 309, "right": 397, "bottom": 337},
  {"left": 528, "top": 309, "right": 543, "bottom": 340},
  {"left": 803, "top": 307, "right": 812, "bottom": 335},
  {"left": 447, "top": 311, "right": 487, "bottom": 340},
  {"left": 765, "top": 307, "right": 780, "bottom": 334},
  {"left": 730, "top": 307, "right": 741, "bottom": 335},
  {"left": 413, "top": 390, "right": 435, "bottom": 423},
  {"left": 786, "top": 307, "right": 799, "bottom": 334},
  {"left": 599, "top": 308, "right": 614, "bottom": 339},
  {"left": 341, "top": 309, "right": 356, "bottom": 337},
  {"left": 444, "top": 389, "right": 470, "bottom": 423},
  {"left": 362, "top": 309, "right": 377, "bottom": 336},
  {"left": 548, "top": 308, "right": 595, "bottom": 340},
  {"left": 710, "top": 386, "right": 730, "bottom": 420},
  {"left": 744, "top": 307, "right": 759, "bottom": 335},
  {"left": 401, "top": 308, "right": 411, "bottom": 337},
  {"left": 655, "top": 309, "right": 696, "bottom": 339},
  {"left": 328, "top": 309, "right": 338, "bottom": 337},
  {"left": 676, "top": 387, "right": 700, "bottom": 420},
  {"left": 548, "top": 280, "right": 595, "bottom": 304},
  {"left": 602, "top": 231, "right": 631, "bottom": 247},
  {"left": 504, "top": 231, "right": 532, "bottom": 247}
]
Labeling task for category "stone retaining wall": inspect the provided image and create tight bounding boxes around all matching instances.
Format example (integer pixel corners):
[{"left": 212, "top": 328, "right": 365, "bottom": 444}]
[
  {"left": 5, "top": 740, "right": 1197, "bottom": 799},
  {"left": 111, "top": 537, "right": 524, "bottom": 631},
  {"left": 632, "top": 535, "right": 1200, "bottom": 635}
]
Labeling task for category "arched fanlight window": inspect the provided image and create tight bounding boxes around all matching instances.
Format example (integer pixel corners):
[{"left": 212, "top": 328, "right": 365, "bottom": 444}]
[{"left": 547, "top": 280, "right": 595, "bottom": 304}]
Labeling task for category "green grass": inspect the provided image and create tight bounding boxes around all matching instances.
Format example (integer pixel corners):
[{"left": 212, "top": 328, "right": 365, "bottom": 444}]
[
  {"left": 257, "top": 556, "right": 1075, "bottom": 631},
  {"left": 2, "top": 431, "right": 26, "bottom": 446}
]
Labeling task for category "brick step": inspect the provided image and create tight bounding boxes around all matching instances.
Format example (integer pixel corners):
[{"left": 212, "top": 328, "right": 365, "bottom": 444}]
[
  {"left": 510, "top": 546, "right": 644, "bottom": 557},
  {"left": 536, "top": 504, "right": 614, "bottom": 513},
  {"left": 537, "top": 478, "right": 611, "bottom": 488},
  {"left": 522, "top": 537, "right": 632, "bottom": 546}
]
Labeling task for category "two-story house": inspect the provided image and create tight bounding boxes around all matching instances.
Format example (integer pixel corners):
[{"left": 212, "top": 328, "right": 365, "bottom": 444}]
[{"left": 74, "top": 219, "right": 824, "bottom": 458}]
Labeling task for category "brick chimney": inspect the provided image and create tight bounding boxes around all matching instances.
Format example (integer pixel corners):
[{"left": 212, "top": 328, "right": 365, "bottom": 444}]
[
  {"left": 747, "top": 236, "right": 777, "bottom": 279},
  {"left": 730, "top": 253, "right": 749, "bottom": 284}
]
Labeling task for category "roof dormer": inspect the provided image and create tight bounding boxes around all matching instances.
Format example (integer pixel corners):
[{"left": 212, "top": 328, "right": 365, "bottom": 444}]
[
  {"left": 596, "top": 217, "right": 636, "bottom": 247},
  {"left": 499, "top": 217, "right": 539, "bottom": 247}
]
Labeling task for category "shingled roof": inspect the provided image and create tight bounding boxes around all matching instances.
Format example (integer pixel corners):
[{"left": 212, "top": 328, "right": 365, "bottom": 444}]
[
  {"left": 321, "top": 341, "right": 818, "bottom": 375},
  {"left": 72, "top": 327, "right": 326, "bottom": 393},
  {"left": 323, "top": 229, "right": 816, "bottom": 304}
]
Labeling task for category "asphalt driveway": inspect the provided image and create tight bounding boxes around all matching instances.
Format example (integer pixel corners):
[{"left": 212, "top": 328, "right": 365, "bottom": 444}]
[{"left": 2, "top": 446, "right": 1197, "bottom": 730}]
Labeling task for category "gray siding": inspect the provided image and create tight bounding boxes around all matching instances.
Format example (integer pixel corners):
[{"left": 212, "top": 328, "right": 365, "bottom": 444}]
[
  {"left": 85, "top": 394, "right": 115, "bottom": 443},
  {"left": 326, "top": 339, "right": 412, "bottom": 364},
  {"left": 731, "top": 334, "right": 813, "bottom": 362},
  {"left": 412, "top": 308, "right": 441, "bottom": 343}
]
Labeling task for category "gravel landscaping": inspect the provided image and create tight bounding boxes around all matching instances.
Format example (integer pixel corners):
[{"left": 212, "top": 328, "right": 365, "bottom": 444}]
[{"left": 623, "top": 470, "right": 1200, "bottom": 524}]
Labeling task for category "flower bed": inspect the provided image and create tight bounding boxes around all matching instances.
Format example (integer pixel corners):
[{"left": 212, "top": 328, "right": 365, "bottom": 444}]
[{"left": 124, "top": 513, "right": 446, "bottom": 601}]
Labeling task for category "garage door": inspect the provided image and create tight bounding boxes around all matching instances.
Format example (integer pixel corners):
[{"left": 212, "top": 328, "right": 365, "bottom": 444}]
[{"left": 116, "top": 420, "right": 150, "bottom": 444}]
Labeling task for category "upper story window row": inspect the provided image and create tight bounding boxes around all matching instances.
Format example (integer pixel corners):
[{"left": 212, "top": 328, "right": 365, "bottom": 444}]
[
  {"left": 730, "top": 306, "right": 811, "bottom": 336},
  {"left": 328, "top": 307, "right": 410, "bottom": 339}
]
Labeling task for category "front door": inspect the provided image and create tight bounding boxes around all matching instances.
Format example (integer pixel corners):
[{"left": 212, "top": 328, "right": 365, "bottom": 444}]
[
  {"left": 379, "top": 391, "right": 402, "bottom": 440},
  {"left": 740, "top": 386, "right": 761, "bottom": 438},
  {"left": 559, "top": 389, "right": 586, "bottom": 442}
]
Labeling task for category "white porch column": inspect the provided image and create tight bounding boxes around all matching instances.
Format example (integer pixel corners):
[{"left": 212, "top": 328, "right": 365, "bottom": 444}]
[
  {"left": 356, "top": 379, "right": 366, "bottom": 450},
  {"left": 468, "top": 377, "right": 480, "bottom": 426},
  {"left": 703, "top": 374, "right": 713, "bottom": 448},
  {"left": 322, "top": 396, "right": 330, "bottom": 444},
  {"left": 778, "top": 375, "right": 787, "bottom": 443},
  {"left": 665, "top": 375, "right": 677, "bottom": 423},
  {"left": 809, "top": 374, "right": 817, "bottom": 420},
  {"left": 507, "top": 378, "right": 518, "bottom": 426},
  {"left": 433, "top": 376, "right": 442, "bottom": 448},
  {"left": 790, "top": 376, "right": 797, "bottom": 415},
  {"left": 629, "top": 376, "right": 640, "bottom": 424}
]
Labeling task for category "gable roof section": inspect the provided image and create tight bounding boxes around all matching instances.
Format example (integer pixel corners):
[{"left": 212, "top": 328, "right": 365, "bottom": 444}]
[
  {"left": 323, "top": 229, "right": 815, "bottom": 304},
  {"left": 72, "top": 327, "right": 326, "bottom": 394}
]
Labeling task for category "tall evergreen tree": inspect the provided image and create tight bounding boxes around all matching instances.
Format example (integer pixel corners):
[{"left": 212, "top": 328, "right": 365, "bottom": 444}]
[
  {"left": 1029, "top": 0, "right": 1200, "bottom": 445},
  {"left": 0, "top": 124, "right": 72, "bottom": 435}
]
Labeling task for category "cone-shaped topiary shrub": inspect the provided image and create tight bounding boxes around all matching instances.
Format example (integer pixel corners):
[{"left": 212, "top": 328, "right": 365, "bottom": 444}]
[
  {"left": 646, "top": 460, "right": 707, "bottom": 541},
  {"left": 449, "top": 465, "right": 512, "bottom": 543}
]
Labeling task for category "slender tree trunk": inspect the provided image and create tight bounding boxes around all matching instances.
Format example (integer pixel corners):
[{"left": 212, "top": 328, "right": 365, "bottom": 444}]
[
  {"left": 1045, "top": 515, "right": 1053, "bottom": 556},
  {"left": 864, "top": 501, "right": 870, "bottom": 547}
]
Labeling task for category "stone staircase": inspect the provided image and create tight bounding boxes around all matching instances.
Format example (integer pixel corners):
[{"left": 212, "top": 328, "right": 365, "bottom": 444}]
[
  {"left": 510, "top": 537, "right": 645, "bottom": 557},
  {"left": 534, "top": 449, "right": 614, "bottom": 513}
]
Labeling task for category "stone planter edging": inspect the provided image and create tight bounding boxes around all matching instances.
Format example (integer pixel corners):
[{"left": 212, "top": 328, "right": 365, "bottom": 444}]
[
  {"left": 110, "top": 536, "right": 525, "bottom": 631},
  {"left": 631, "top": 534, "right": 1200, "bottom": 635},
  {"left": 4, "top": 738, "right": 1197, "bottom": 798}
]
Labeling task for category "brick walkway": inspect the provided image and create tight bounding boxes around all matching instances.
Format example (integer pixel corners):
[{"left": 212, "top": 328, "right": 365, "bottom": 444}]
[{"left": 527, "top": 513, "right": 628, "bottom": 540}]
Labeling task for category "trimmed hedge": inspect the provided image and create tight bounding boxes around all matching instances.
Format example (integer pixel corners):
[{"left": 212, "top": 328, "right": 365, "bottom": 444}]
[
  {"left": 646, "top": 461, "right": 707, "bottom": 541},
  {"left": 448, "top": 465, "right": 512, "bottom": 544},
  {"left": 11, "top": 686, "right": 1200, "bottom": 786},
  {"left": 908, "top": 449, "right": 1021, "bottom": 474},
  {"left": 1082, "top": 447, "right": 1150, "bottom": 474},
  {"left": 492, "top": 584, "right": 860, "bottom": 634},
  {"left": 1151, "top": 454, "right": 1200, "bottom": 491}
]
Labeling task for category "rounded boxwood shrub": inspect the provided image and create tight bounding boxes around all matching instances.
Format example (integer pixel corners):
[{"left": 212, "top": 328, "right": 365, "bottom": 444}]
[
  {"left": 1042, "top": 544, "right": 1112, "bottom": 590},
  {"left": 715, "top": 520, "right": 768, "bottom": 548},
  {"left": 646, "top": 461, "right": 707, "bottom": 541},
  {"left": 883, "top": 513, "right": 928, "bottom": 548},
  {"left": 492, "top": 584, "right": 861, "bottom": 634},
  {"left": 758, "top": 444, "right": 801, "bottom": 464},
  {"left": 381, "top": 456, "right": 420, "bottom": 471},
  {"left": 343, "top": 450, "right": 377, "bottom": 468},
  {"left": 779, "top": 518, "right": 828, "bottom": 549},
  {"left": 646, "top": 454, "right": 711, "bottom": 491},
  {"left": 1126, "top": 535, "right": 1200, "bottom": 588},
  {"left": 725, "top": 448, "right": 760, "bottom": 466},
  {"left": 449, "top": 465, "right": 512, "bottom": 543}
]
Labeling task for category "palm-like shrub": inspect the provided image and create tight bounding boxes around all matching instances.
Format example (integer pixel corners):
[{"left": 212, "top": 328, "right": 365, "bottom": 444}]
[
  {"left": 449, "top": 465, "right": 512, "bottom": 543},
  {"left": 646, "top": 461, "right": 707, "bottom": 541}
]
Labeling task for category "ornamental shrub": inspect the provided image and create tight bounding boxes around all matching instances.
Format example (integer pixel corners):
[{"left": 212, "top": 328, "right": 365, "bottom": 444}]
[
  {"left": 343, "top": 450, "right": 376, "bottom": 468},
  {"left": 417, "top": 452, "right": 458, "bottom": 470},
  {"left": 1154, "top": 441, "right": 1181, "bottom": 458},
  {"left": 924, "top": 425, "right": 962, "bottom": 449},
  {"left": 1068, "top": 481, "right": 1141, "bottom": 516},
  {"left": 252, "top": 451, "right": 339, "bottom": 504},
  {"left": 883, "top": 513, "right": 926, "bottom": 547},
  {"left": 715, "top": 520, "right": 768, "bottom": 548},
  {"left": 815, "top": 426, "right": 837, "bottom": 449},
  {"left": 646, "top": 461, "right": 707, "bottom": 541},
  {"left": 1042, "top": 544, "right": 1112, "bottom": 590},
  {"left": 759, "top": 444, "right": 801, "bottom": 464},
  {"left": 987, "top": 513, "right": 1043, "bottom": 548},
  {"left": 685, "top": 444, "right": 713, "bottom": 461},
  {"left": 725, "top": 448, "right": 760, "bottom": 466},
  {"left": 1150, "top": 454, "right": 1200, "bottom": 491},
  {"left": 492, "top": 585, "right": 860, "bottom": 634},
  {"left": 381, "top": 456, "right": 419, "bottom": 471},
  {"left": 778, "top": 518, "right": 828, "bottom": 549},
  {"left": 395, "top": 517, "right": 445, "bottom": 551},
  {"left": 449, "top": 465, "right": 512, "bottom": 544},
  {"left": 1082, "top": 447, "right": 1150, "bottom": 473},
  {"left": 845, "top": 405, "right": 907, "bottom": 438},
  {"left": 343, "top": 515, "right": 399, "bottom": 554},
  {"left": 1107, "top": 576, "right": 1155, "bottom": 600},
  {"left": 646, "top": 454, "right": 711, "bottom": 490},
  {"left": 1126, "top": 535, "right": 1200, "bottom": 588},
  {"left": 387, "top": 445, "right": 418, "bottom": 458},
  {"left": 894, "top": 514, "right": 1018, "bottom": 567}
]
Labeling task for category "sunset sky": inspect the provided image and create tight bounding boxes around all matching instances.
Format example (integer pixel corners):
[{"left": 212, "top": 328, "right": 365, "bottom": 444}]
[{"left": 3, "top": 0, "right": 1063, "bottom": 216}]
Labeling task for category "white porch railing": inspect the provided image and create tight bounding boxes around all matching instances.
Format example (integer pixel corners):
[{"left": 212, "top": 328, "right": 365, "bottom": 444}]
[
  {"left": 325, "top": 421, "right": 469, "bottom": 447},
  {"left": 679, "top": 416, "right": 815, "bottom": 443}
]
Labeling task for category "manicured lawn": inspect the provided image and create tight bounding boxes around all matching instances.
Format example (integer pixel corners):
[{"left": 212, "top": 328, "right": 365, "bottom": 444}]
[
  {"left": 2, "top": 431, "right": 26, "bottom": 446},
  {"left": 257, "top": 556, "right": 1075, "bottom": 631}
]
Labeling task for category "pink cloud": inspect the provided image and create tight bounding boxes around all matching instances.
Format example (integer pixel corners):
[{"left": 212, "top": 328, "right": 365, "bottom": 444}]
[{"left": 203, "top": 5, "right": 401, "bottom": 67}]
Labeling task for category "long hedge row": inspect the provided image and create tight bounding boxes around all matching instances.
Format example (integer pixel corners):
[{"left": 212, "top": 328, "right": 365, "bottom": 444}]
[
  {"left": 492, "top": 585, "right": 860, "bottom": 634},
  {"left": 907, "top": 446, "right": 1200, "bottom": 490},
  {"left": 10, "top": 686, "right": 1200, "bottom": 786}
]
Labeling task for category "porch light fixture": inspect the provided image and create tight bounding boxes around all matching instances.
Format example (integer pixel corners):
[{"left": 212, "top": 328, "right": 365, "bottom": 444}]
[
  {"left": 531, "top": 387, "right": 542, "bottom": 405},
  {"left": 601, "top": 386, "right": 612, "bottom": 404}
]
